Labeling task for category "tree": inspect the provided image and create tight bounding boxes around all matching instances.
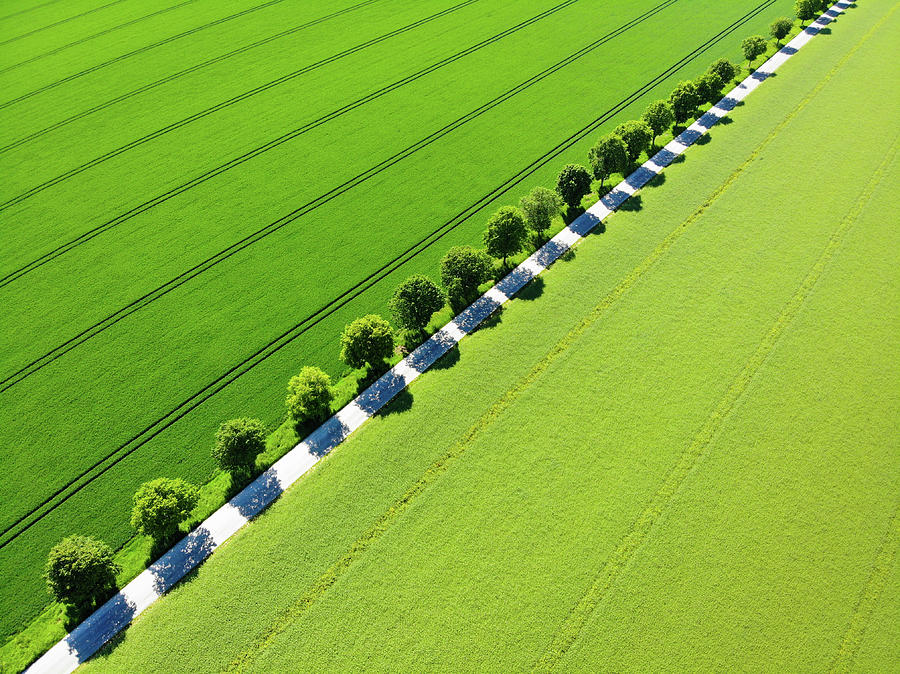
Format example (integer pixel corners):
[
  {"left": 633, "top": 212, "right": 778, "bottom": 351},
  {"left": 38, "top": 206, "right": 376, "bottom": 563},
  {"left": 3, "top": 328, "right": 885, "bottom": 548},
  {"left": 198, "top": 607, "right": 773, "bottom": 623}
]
[
  {"left": 130, "top": 478, "right": 199, "bottom": 544},
  {"left": 669, "top": 80, "right": 700, "bottom": 126},
  {"left": 795, "top": 0, "right": 818, "bottom": 26},
  {"left": 694, "top": 71, "right": 722, "bottom": 106},
  {"left": 741, "top": 35, "right": 768, "bottom": 69},
  {"left": 613, "top": 120, "right": 653, "bottom": 167},
  {"left": 389, "top": 274, "right": 445, "bottom": 335},
  {"left": 340, "top": 315, "right": 394, "bottom": 370},
  {"left": 707, "top": 58, "right": 740, "bottom": 90},
  {"left": 588, "top": 135, "right": 627, "bottom": 190},
  {"left": 45, "top": 535, "right": 120, "bottom": 620},
  {"left": 440, "top": 246, "right": 494, "bottom": 310},
  {"left": 641, "top": 100, "right": 674, "bottom": 148},
  {"left": 286, "top": 368, "right": 333, "bottom": 425},
  {"left": 770, "top": 17, "right": 793, "bottom": 46},
  {"left": 519, "top": 186, "right": 564, "bottom": 243},
  {"left": 213, "top": 417, "right": 267, "bottom": 472},
  {"left": 555, "top": 164, "right": 592, "bottom": 210},
  {"left": 482, "top": 206, "right": 528, "bottom": 268}
]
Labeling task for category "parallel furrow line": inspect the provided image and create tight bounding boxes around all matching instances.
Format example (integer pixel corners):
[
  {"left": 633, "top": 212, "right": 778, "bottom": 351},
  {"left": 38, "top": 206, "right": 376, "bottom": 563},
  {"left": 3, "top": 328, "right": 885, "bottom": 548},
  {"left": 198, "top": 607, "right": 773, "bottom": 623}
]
[
  {"left": 0, "top": 1, "right": 774, "bottom": 553},
  {"left": 0, "top": 0, "right": 129, "bottom": 46}
]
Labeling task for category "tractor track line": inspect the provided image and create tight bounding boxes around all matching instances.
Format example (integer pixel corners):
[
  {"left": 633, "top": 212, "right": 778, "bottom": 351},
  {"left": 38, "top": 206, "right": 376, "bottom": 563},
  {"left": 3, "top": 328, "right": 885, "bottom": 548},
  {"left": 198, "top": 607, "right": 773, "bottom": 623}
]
[
  {"left": 0, "top": 0, "right": 679, "bottom": 393},
  {"left": 0, "top": 0, "right": 67, "bottom": 24},
  {"left": 0, "top": 0, "right": 323, "bottom": 108},
  {"left": 0, "top": 0, "right": 452, "bottom": 155},
  {"left": 0, "top": 0, "right": 129, "bottom": 46},
  {"left": 0, "top": 0, "right": 581, "bottom": 278},
  {"left": 0, "top": 0, "right": 200, "bottom": 74},
  {"left": 0, "top": 1, "right": 774, "bottom": 552},
  {"left": 0, "top": 0, "right": 484, "bottom": 200}
]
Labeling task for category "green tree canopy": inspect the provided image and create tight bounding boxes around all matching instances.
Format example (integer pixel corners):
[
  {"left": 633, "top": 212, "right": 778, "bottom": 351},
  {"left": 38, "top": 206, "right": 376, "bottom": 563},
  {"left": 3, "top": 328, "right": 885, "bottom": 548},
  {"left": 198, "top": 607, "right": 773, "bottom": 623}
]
[
  {"left": 641, "top": 100, "right": 675, "bottom": 148},
  {"left": 795, "top": 0, "right": 818, "bottom": 25},
  {"left": 588, "top": 135, "right": 628, "bottom": 190},
  {"left": 707, "top": 58, "right": 740, "bottom": 90},
  {"left": 519, "top": 186, "right": 564, "bottom": 242},
  {"left": 286, "top": 368, "right": 333, "bottom": 425},
  {"left": 483, "top": 206, "right": 528, "bottom": 268},
  {"left": 213, "top": 417, "right": 268, "bottom": 472},
  {"left": 130, "top": 477, "right": 199, "bottom": 543},
  {"left": 770, "top": 17, "right": 793, "bottom": 46},
  {"left": 669, "top": 80, "right": 700, "bottom": 126},
  {"left": 340, "top": 315, "right": 394, "bottom": 370},
  {"left": 45, "top": 535, "right": 120, "bottom": 620},
  {"left": 555, "top": 164, "right": 593, "bottom": 210},
  {"left": 440, "top": 246, "right": 494, "bottom": 310},
  {"left": 613, "top": 119, "right": 654, "bottom": 166},
  {"left": 389, "top": 274, "right": 445, "bottom": 335},
  {"left": 741, "top": 35, "right": 768, "bottom": 68},
  {"left": 694, "top": 71, "right": 722, "bottom": 106}
]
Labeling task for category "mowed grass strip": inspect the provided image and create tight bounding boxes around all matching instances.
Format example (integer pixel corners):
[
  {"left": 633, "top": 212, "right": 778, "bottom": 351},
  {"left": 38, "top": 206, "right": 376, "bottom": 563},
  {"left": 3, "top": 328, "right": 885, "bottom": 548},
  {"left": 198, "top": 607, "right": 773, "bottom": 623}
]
[
  {"left": 76, "top": 4, "right": 898, "bottom": 669},
  {"left": 0, "top": 0, "right": 795, "bottom": 639}
]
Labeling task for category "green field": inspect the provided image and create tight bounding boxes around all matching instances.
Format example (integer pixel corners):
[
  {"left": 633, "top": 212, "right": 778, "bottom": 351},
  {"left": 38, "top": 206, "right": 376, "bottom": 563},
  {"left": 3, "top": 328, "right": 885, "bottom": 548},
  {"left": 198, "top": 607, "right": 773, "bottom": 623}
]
[
  {"left": 0, "top": 0, "right": 800, "bottom": 641},
  {"left": 59, "top": 0, "right": 899, "bottom": 669}
]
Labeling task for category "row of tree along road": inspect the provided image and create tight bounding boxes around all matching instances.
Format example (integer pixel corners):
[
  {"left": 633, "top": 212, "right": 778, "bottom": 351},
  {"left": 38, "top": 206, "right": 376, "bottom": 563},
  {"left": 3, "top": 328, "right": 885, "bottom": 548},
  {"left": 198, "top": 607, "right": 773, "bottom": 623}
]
[{"left": 41, "top": 5, "right": 825, "bottom": 631}]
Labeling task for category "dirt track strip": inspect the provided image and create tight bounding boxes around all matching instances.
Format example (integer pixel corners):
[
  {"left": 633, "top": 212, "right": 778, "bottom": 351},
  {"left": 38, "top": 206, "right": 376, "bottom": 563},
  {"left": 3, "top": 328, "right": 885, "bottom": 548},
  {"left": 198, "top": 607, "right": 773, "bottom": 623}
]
[
  {"left": 25, "top": 4, "right": 848, "bottom": 671},
  {"left": 0, "top": 0, "right": 681, "bottom": 391},
  {"left": 0, "top": 0, "right": 322, "bottom": 108},
  {"left": 0, "top": 2, "right": 775, "bottom": 557},
  {"left": 0, "top": 0, "right": 200, "bottom": 74},
  {"left": 0, "top": 0, "right": 130, "bottom": 46}
]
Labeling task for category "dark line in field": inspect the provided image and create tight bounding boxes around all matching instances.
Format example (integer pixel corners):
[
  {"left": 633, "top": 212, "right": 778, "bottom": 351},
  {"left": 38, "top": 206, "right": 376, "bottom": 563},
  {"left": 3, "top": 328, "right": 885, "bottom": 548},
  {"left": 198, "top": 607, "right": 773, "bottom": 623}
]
[
  {"left": 0, "top": 0, "right": 200, "bottom": 74},
  {"left": 0, "top": 0, "right": 579, "bottom": 280},
  {"left": 0, "top": 0, "right": 484, "bottom": 204},
  {"left": 0, "top": 0, "right": 384, "bottom": 155},
  {"left": 0, "top": 0, "right": 130, "bottom": 46},
  {"left": 0, "top": 0, "right": 304, "bottom": 107},
  {"left": 0, "top": 1, "right": 775, "bottom": 553},
  {"left": 0, "top": 0, "right": 67, "bottom": 24},
  {"left": 1, "top": 0, "right": 659, "bottom": 391}
]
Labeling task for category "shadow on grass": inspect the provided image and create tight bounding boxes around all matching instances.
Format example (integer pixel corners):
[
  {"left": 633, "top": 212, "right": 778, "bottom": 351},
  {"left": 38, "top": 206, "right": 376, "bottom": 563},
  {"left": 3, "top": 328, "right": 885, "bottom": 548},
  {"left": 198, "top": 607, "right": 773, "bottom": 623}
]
[
  {"left": 517, "top": 275, "right": 545, "bottom": 301},
  {"left": 377, "top": 388, "right": 413, "bottom": 417},
  {"left": 431, "top": 343, "right": 460, "bottom": 371},
  {"left": 477, "top": 307, "right": 503, "bottom": 332},
  {"left": 619, "top": 194, "right": 642, "bottom": 212}
]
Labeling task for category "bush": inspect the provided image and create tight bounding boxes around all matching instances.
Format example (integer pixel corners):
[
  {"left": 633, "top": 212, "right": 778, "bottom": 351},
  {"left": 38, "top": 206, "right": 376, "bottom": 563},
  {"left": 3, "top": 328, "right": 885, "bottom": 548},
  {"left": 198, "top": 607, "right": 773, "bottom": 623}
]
[
  {"left": 45, "top": 535, "right": 119, "bottom": 620},
  {"left": 389, "top": 274, "right": 445, "bottom": 336},
  {"left": 613, "top": 120, "right": 653, "bottom": 166},
  {"left": 440, "top": 246, "right": 493, "bottom": 311},
  {"left": 130, "top": 478, "right": 199, "bottom": 544},
  {"left": 770, "top": 17, "right": 793, "bottom": 46},
  {"left": 707, "top": 58, "right": 740, "bottom": 90},
  {"left": 340, "top": 315, "right": 394, "bottom": 370},
  {"left": 641, "top": 100, "right": 674, "bottom": 148},
  {"left": 482, "top": 206, "right": 528, "bottom": 268},
  {"left": 213, "top": 417, "right": 268, "bottom": 472},
  {"left": 286, "top": 368, "right": 333, "bottom": 425},
  {"left": 795, "top": 0, "right": 818, "bottom": 25},
  {"left": 555, "top": 164, "right": 592, "bottom": 210},
  {"left": 519, "top": 186, "right": 564, "bottom": 243},
  {"left": 741, "top": 35, "right": 768, "bottom": 69},
  {"left": 669, "top": 80, "right": 700, "bottom": 126}
]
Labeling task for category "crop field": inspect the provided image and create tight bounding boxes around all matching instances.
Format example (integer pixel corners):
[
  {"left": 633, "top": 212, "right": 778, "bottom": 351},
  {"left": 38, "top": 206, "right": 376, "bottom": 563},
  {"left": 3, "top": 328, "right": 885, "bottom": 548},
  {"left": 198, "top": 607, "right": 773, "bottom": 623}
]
[
  {"left": 61, "top": 0, "right": 898, "bottom": 669},
  {"left": 0, "top": 0, "right": 802, "bottom": 643}
]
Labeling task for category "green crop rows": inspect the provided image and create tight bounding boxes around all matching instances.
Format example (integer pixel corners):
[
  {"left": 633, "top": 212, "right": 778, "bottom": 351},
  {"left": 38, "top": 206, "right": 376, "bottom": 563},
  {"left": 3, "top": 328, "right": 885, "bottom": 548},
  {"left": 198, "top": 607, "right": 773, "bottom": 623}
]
[
  {"left": 51, "top": 0, "right": 897, "bottom": 669},
  {"left": 0, "top": 0, "right": 800, "bottom": 643}
]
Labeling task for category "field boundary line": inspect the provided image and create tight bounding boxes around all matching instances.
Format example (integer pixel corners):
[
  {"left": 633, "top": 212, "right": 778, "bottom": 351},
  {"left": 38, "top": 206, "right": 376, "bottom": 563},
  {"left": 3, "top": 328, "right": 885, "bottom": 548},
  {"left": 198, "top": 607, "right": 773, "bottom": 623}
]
[
  {"left": 0, "top": 0, "right": 680, "bottom": 392},
  {"left": 0, "top": 0, "right": 200, "bottom": 74},
  {"left": 829, "top": 502, "right": 900, "bottom": 672},
  {"left": 0, "top": 2, "right": 774, "bottom": 555},
  {"left": 0, "top": 0, "right": 330, "bottom": 107},
  {"left": 533, "top": 34, "right": 896, "bottom": 674},
  {"left": 0, "top": 0, "right": 581, "bottom": 217},
  {"left": 0, "top": 0, "right": 129, "bottom": 46},
  {"left": 0, "top": 0, "right": 466, "bottom": 156},
  {"left": 24, "top": 2, "right": 843, "bottom": 671}
]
